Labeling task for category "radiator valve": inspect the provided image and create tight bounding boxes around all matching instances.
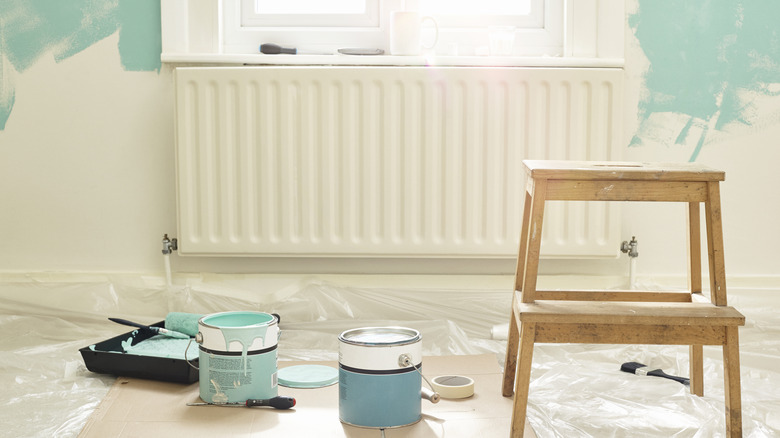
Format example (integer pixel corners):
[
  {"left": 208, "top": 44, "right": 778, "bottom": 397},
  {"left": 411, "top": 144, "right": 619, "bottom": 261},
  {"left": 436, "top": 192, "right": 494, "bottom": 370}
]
[
  {"left": 162, "top": 234, "right": 178, "bottom": 255},
  {"left": 620, "top": 236, "right": 638, "bottom": 258}
]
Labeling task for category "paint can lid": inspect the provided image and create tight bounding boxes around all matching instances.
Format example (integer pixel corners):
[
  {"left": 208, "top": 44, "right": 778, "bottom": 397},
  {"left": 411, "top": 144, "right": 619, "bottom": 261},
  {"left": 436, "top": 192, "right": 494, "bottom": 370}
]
[
  {"left": 278, "top": 365, "right": 339, "bottom": 389},
  {"left": 338, "top": 327, "right": 421, "bottom": 347}
]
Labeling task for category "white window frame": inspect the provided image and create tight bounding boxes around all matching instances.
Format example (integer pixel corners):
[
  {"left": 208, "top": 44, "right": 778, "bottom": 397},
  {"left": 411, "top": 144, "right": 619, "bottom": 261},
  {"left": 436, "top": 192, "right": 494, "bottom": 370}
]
[
  {"left": 419, "top": 0, "right": 543, "bottom": 28},
  {"left": 224, "top": 0, "right": 560, "bottom": 56},
  {"left": 160, "top": 0, "right": 624, "bottom": 67},
  {"left": 241, "top": 0, "right": 380, "bottom": 28}
]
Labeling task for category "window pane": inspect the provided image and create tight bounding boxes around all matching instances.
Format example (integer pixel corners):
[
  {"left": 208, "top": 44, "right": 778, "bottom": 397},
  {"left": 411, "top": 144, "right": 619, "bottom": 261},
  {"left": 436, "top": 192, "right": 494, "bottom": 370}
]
[
  {"left": 255, "top": 0, "right": 365, "bottom": 15},
  {"left": 420, "top": 0, "right": 531, "bottom": 15}
]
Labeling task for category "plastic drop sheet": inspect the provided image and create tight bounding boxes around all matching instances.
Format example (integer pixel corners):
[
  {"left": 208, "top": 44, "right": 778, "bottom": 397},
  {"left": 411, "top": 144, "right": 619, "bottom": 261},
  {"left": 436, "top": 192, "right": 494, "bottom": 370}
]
[{"left": 0, "top": 274, "right": 779, "bottom": 437}]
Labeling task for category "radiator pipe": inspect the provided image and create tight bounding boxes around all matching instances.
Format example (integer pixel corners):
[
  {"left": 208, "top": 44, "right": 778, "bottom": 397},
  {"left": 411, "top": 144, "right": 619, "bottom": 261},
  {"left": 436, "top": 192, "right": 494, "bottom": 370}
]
[
  {"left": 621, "top": 236, "right": 638, "bottom": 290},
  {"left": 162, "top": 234, "right": 178, "bottom": 287}
]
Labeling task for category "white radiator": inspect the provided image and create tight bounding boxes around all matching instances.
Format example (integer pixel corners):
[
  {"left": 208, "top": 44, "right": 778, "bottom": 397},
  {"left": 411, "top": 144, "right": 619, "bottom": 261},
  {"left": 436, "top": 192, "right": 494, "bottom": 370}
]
[{"left": 174, "top": 66, "right": 623, "bottom": 258}]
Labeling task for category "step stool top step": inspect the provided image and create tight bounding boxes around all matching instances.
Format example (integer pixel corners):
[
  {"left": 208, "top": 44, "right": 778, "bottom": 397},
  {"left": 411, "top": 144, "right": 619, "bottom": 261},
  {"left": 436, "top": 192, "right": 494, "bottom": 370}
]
[{"left": 523, "top": 160, "right": 725, "bottom": 182}]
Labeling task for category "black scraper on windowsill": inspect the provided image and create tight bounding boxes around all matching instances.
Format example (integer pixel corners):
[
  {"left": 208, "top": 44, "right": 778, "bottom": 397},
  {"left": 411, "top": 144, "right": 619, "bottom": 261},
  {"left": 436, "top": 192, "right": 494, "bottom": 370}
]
[
  {"left": 620, "top": 362, "right": 690, "bottom": 386},
  {"left": 259, "top": 43, "right": 332, "bottom": 55}
]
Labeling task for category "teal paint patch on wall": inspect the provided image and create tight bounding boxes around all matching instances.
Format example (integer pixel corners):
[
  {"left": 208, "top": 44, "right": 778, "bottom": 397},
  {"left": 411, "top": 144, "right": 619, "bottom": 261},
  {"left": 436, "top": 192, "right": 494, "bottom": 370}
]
[
  {"left": 117, "top": 0, "right": 162, "bottom": 72},
  {"left": 0, "top": 0, "right": 120, "bottom": 73},
  {"left": 0, "top": 56, "right": 16, "bottom": 130},
  {"left": 0, "top": 0, "right": 161, "bottom": 130},
  {"left": 630, "top": 0, "right": 780, "bottom": 161}
]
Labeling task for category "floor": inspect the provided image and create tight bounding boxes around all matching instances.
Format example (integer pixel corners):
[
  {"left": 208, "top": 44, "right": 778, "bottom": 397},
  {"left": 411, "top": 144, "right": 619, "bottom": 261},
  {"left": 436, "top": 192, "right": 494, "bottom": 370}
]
[
  {"left": 1, "top": 273, "right": 778, "bottom": 437},
  {"left": 78, "top": 355, "right": 532, "bottom": 437}
]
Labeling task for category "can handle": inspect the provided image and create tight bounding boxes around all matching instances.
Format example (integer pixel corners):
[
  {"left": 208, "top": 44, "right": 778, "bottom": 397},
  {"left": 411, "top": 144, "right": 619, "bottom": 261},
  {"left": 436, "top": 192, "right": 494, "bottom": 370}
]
[
  {"left": 398, "top": 353, "right": 413, "bottom": 368},
  {"left": 421, "top": 387, "right": 440, "bottom": 404},
  {"left": 185, "top": 337, "right": 199, "bottom": 370},
  {"left": 398, "top": 354, "right": 440, "bottom": 404}
]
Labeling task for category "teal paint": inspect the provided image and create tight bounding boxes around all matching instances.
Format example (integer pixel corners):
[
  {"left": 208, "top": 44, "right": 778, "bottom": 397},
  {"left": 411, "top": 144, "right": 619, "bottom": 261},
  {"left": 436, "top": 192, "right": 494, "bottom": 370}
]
[
  {"left": 0, "top": 56, "right": 15, "bottom": 130},
  {"left": 123, "top": 336, "right": 198, "bottom": 360},
  {"left": 117, "top": 0, "right": 162, "bottom": 72},
  {"left": 0, "top": 0, "right": 162, "bottom": 130},
  {"left": 630, "top": 0, "right": 780, "bottom": 161},
  {"left": 0, "top": 0, "right": 120, "bottom": 73}
]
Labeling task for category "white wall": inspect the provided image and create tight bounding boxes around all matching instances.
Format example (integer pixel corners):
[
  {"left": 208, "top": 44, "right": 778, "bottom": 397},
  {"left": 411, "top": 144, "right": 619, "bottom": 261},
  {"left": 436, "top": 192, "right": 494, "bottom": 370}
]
[
  {"left": 1, "top": 35, "right": 177, "bottom": 272},
  {"left": 1, "top": 10, "right": 779, "bottom": 278}
]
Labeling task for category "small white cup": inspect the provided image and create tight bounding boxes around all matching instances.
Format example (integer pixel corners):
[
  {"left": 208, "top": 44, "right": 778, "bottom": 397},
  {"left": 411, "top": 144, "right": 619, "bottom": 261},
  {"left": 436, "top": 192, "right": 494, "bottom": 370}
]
[{"left": 390, "top": 11, "right": 439, "bottom": 56}]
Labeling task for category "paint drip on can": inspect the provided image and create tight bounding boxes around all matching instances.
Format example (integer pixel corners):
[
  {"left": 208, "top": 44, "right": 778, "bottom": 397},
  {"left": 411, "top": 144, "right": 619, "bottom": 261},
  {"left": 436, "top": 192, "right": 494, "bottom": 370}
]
[{"left": 196, "top": 311, "right": 279, "bottom": 403}]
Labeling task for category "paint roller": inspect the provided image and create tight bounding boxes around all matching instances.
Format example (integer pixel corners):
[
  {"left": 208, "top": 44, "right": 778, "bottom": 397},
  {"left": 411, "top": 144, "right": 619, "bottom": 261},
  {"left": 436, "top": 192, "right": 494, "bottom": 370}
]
[
  {"left": 107, "top": 313, "right": 204, "bottom": 339},
  {"left": 164, "top": 312, "right": 204, "bottom": 337}
]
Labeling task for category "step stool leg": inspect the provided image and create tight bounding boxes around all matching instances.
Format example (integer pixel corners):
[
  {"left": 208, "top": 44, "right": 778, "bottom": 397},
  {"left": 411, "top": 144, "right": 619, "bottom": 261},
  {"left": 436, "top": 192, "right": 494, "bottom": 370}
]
[
  {"left": 687, "top": 202, "right": 702, "bottom": 295},
  {"left": 510, "top": 322, "right": 536, "bottom": 438},
  {"left": 689, "top": 344, "right": 704, "bottom": 396},
  {"left": 514, "top": 190, "right": 533, "bottom": 293},
  {"left": 505, "top": 186, "right": 535, "bottom": 397},
  {"left": 705, "top": 182, "right": 728, "bottom": 306},
  {"left": 502, "top": 306, "right": 521, "bottom": 397},
  {"left": 723, "top": 326, "right": 743, "bottom": 437},
  {"left": 687, "top": 202, "right": 705, "bottom": 396},
  {"left": 520, "top": 179, "right": 547, "bottom": 303}
]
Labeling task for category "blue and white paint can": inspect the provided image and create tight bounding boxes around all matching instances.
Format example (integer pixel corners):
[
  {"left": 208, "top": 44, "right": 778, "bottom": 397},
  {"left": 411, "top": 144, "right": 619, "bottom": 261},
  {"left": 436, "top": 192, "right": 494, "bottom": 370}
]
[
  {"left": 196, "top": 311, "right": 279, "bottom": 404},
  {"left": 339, "top": 326, "right": 433, "bottom": 429}
]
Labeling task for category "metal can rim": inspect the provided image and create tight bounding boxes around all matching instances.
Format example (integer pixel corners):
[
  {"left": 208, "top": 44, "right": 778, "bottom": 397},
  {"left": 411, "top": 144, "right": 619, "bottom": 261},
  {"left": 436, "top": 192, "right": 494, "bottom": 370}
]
[
  {"left": 338, "top": 326, "right": 421, "bottom": 347},
  {"left": 198, "top": 311, "right": 278, "bottom": 330}
]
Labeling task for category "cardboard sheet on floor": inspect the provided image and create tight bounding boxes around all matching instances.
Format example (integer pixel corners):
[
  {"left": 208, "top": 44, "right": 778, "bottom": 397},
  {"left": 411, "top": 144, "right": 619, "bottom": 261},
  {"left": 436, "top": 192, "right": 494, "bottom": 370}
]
[{"left": 79, "top": 354, "right": 535, "bottom": 438}]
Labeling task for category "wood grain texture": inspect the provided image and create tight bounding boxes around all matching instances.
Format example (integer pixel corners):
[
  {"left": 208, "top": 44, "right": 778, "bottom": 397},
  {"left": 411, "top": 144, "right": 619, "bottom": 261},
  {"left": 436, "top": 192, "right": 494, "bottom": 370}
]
[
  {"left": 690, "top": 344, "right": 704, "bottom": 396},
  {"left": 509, "top": 323, "right": 536, "bottom": 438},
  {"left": 523, "top": 160, "right": 725, "bottom": 181},
  {"left": 515, "top": 299, "right": 745, "bottom": 326},
  {"left": 533, "top": 323, "right": 727, "bottom": 345},
  {"left": 545, "top": 180, "right": 708, "bottom": 202},
  {"left": 533, "top": 289, "right": 694, "bottom": 302}
]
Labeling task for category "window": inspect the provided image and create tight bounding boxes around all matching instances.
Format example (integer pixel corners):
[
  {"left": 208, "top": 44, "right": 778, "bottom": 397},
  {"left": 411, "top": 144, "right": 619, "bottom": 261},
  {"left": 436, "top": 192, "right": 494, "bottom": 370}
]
[
  {"left": 160, "top": 0, "right": 624, "bottom": 66},
  {"left": 420, "top": 0, "right": 536, "bottom": 27},
  {"left": 242, "top": 0, "right": 537, "bottom": 28},
  {"left": 225, "top": 0, "right": 561, "bottom": 56},
  {"left": 242, "top": 0, "right": 379, "bottom": 27}
]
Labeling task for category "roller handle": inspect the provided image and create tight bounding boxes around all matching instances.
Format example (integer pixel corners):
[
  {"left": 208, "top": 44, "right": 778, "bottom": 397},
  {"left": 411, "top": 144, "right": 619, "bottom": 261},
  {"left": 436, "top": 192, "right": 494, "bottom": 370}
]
[
  {"left": 109, "top": 317, "right": 190, "bottom": 339},
  {"left": 246, "top": 396, "right": 296, "bottom": 409}
]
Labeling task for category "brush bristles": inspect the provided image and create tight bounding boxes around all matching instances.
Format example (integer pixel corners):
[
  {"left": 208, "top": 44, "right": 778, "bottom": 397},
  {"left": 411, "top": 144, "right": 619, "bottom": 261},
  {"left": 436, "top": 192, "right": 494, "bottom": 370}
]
[{"left": 620, "top": 361, "right": 647, "bottom": 374}]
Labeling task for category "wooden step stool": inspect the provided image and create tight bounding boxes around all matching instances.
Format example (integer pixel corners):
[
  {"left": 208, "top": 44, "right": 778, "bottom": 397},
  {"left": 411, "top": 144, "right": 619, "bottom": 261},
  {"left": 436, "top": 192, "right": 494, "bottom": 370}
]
[{"left": 501, "top": 160, "right": 745, "bottom": 437}]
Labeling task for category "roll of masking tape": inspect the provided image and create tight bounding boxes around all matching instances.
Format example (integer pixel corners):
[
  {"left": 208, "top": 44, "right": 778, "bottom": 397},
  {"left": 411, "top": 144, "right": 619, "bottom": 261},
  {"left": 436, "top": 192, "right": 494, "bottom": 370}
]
[{"left": 431, "top": 375, "right": 475, "bottom": 399}]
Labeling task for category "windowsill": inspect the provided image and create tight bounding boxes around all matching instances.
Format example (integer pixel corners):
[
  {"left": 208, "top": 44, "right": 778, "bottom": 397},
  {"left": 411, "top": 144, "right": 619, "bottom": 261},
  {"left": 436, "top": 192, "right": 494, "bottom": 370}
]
[{"left": 161, "top": 53, "right": 624, "bottom": 68}]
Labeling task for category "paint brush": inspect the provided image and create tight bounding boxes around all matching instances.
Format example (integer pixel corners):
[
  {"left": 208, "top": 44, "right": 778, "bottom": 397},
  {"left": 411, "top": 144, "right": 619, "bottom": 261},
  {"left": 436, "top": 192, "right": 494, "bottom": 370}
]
[
  {"left": 187, "top": 396, "right": 296, "bottom": 409},
  {"left": 108, "top": 317, "right": 191, "bottom": 339},
  {"left": 620, "top": 361, "right": 690, "bottom": 385}
]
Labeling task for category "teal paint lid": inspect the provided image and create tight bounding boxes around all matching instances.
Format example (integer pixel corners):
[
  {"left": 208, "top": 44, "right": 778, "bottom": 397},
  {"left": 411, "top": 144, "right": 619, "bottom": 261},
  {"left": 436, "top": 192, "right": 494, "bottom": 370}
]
[{"left": 278, "top": 365, "right": 339, "bottom": 388}]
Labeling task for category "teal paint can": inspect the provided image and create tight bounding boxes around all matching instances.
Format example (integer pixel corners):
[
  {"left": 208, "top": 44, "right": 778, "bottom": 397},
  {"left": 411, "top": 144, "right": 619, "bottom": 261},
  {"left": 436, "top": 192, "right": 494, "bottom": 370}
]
[
  {"left": 196, "top": 311, "right": 279, "bottom": 403},
  {"left": 339, "top": 327, "right": 436, "bottom": 429}
]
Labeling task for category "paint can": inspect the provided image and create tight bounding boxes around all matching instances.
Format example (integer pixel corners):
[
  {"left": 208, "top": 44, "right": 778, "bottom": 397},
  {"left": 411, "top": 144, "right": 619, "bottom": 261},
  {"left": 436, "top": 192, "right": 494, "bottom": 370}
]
[
  {"left": 338, "top": 326, "right": 433, "bottom": 429},
  {"left": 196, "top": 311, "right": 279, "bottom": 404}
]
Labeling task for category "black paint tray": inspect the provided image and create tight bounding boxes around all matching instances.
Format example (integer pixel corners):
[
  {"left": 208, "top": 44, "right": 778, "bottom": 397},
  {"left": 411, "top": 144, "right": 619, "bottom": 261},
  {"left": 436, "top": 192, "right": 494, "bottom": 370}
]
[{"left": 79, "top": 321, "right": 199, "bottom": 384}]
